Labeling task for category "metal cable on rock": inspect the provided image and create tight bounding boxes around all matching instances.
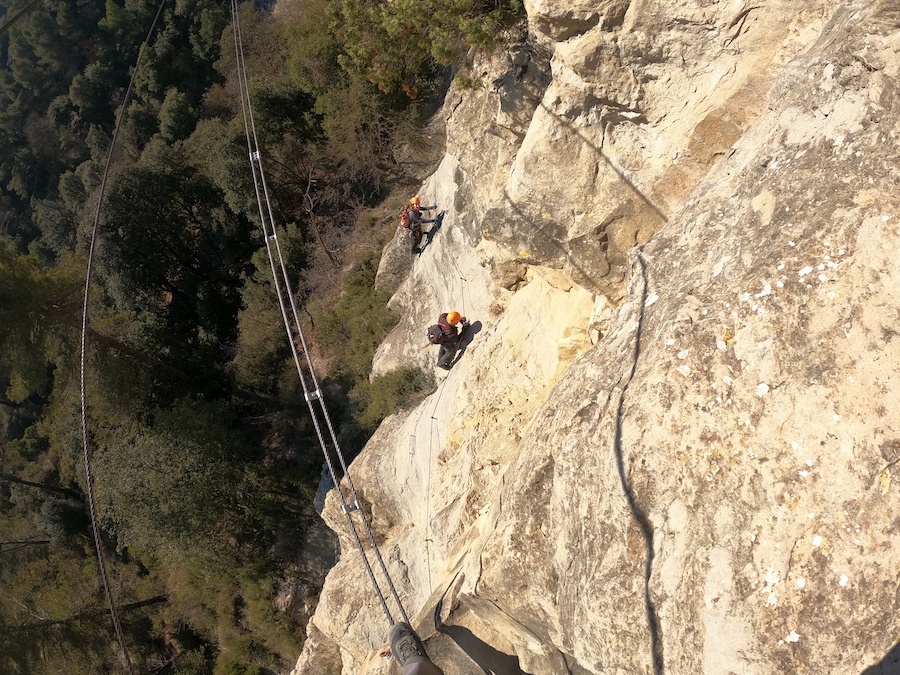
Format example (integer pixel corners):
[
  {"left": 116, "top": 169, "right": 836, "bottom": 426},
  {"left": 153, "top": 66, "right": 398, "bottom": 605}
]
[
  {"left": 78, "top": 1, "right": 168, "bottom": 672},
  {"left": 230, "top": 0, "right": 409, "bottom": 628},
  {"left": 448, "top": 253, "right": 470, "bottom": 318},
  {"left": 422, "top": 372, "right": 452, "bottom": 597},
  {"left": 425, "top": 415, "right": 437, "bottom": 595}
]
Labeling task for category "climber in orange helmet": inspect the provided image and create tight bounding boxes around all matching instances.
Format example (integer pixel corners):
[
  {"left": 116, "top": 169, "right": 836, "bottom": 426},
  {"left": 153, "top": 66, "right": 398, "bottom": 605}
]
[
  {"left": 399, "top": 195, "right": 437, "bottom": 254},
  {"left": 421, "top": 310, "right": 469, "bottom": 370}
]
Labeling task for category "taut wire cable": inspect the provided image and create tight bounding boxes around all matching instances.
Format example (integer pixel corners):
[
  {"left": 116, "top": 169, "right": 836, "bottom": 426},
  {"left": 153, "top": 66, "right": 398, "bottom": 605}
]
[
  {"left": 230, "top": 0, "right": 409, "bottom": 628},
  {"left": 78, "top": 0, "right": 169, "bottom": 671}
]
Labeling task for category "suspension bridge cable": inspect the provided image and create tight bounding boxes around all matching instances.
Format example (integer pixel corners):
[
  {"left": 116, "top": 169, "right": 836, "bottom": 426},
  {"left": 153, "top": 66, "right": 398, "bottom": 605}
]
[
  {"left": 78, "top": 1, "right": 168, "bottom": 672},
  {"left": 229, "top": 0, "right": 409, "bottom": 628},
  {"left": 0, "top": 0, "right": 43, "bottom": 37}
]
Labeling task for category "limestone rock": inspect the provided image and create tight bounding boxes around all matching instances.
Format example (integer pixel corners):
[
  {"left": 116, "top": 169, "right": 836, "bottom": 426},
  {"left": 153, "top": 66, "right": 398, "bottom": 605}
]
[{"left": 294, "top": 1, "right": 900, "bottom": 674}]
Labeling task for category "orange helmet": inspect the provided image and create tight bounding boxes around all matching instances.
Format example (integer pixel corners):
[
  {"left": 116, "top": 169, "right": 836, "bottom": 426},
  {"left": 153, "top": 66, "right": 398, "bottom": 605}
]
[
  {"left": 447, "top": 311, "right": 461, "bottom": 324},
  {"left": 410, "top": 196, "right": 420, "bottom": 205}
]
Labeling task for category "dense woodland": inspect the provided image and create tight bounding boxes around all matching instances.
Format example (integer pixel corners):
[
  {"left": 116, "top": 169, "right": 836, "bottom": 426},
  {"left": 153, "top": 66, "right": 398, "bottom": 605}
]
[{"left": 0, "top": 0, "right": 522, "bottom": 673}]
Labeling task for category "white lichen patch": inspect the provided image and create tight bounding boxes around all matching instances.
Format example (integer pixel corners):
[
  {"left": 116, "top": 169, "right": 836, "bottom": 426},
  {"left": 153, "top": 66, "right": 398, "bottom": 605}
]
[
  {"left": 785, "top": 631, "right": 800, "bottom": 643},
  {"left": 880, "top": 468, "right": 892, "bottom": 494},
  {"left": 756, "top": 383, "right": 770, "bottom": 396},
  {"left": 812, "top": 535, "right": 824, "bottom": 547},
  {"left": 762, "top": 567, "right": 781, "bottom": 606}
]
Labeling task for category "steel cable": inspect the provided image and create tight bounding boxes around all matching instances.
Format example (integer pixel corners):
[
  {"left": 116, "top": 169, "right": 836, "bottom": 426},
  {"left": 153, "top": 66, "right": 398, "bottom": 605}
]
[
  {"left": 230, "top": 0, "right": 409, "bottom": 628},
  {"left": 78, "top": 1, "right": 169, "bottom": 672}
]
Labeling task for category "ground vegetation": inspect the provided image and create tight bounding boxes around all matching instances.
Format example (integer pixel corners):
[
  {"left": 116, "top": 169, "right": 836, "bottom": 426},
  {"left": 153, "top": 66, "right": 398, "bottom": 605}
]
[{"left": 0, "top": 0, "right": 523, "bottom": 671}]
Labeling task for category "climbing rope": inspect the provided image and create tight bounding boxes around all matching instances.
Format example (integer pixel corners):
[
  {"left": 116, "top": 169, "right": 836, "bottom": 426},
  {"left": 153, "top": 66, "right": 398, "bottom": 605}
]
[
  {"left": 230, "top": 0, "right": 409, "bottom": 628},
  {"left": 78, "top": 1, "right": 169, "bottom": 672}
]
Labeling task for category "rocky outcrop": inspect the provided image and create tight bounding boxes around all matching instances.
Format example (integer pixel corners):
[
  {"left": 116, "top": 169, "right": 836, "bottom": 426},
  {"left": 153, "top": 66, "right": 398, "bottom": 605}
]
[{"left": 294, "top": 1, "right": 900, "bottom": 674}]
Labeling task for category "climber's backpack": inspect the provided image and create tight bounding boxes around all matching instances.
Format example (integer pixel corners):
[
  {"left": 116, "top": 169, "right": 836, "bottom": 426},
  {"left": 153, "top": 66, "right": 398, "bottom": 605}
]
[{"left": 427, "top": 322, "right": 451, "bottom": 344}]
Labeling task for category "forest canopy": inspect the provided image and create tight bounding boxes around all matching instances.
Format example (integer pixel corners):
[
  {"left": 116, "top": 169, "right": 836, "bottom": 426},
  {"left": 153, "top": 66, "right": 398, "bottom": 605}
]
[{"left": 0, "top": 0, "right": 522, "bottom": 672}]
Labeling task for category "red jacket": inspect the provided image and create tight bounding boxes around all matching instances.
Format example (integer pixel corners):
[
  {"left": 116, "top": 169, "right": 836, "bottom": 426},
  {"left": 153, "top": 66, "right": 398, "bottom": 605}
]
[{"left": 435, "top": 313, "right": 459, "bottom": 343}]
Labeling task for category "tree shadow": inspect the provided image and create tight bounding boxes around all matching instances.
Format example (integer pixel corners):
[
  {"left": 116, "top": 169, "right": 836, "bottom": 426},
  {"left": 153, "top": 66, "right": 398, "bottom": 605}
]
[
  {"left": 450, "top": 320, "right": 481, "bottom": 367},
  {"left": 418, "top": 212, "right": 445, "bottom": 255},
  {"left": 862, "top": 642, "right": 900, "bottom": 674}
]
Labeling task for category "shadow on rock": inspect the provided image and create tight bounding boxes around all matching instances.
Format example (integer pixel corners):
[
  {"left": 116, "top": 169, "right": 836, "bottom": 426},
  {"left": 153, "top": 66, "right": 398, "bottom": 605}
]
[
  {"left": 439, "top": 623, "right": 532, "bottom": 675},
  {"left": 418, "top": 212, "right": 445, "bottom": 255},
  {"left": 450, "top": 320, "right": 481, "bottom": 367},
  {"left": 862, "top": 642, "right": 900, "bottom": 675}
]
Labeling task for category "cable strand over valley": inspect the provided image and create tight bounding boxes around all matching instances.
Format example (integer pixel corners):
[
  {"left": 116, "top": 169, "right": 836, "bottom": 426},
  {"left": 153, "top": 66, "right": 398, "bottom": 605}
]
[
  {"left": 229, "top": 0, "right": 409, "bottom": 629},
  {"left": 78, "top": 1, "right": 170, "bottom": 672}
]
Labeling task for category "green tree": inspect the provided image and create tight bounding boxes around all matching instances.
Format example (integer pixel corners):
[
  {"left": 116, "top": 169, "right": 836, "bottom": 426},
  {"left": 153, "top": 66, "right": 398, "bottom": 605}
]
[
  {"left": 30, "top": 198, "right": 77, "bottom": 259},
  {"left": 92, "top": 398, "right": 243, "bottom": 562},
  {"left": 158, "top": 87, "right": 198, "bottom": 142},
  {"left": 99, "top": 151, "right": 254, "bottom": 391},
  {"left": 184, "top": 118, "right": 254, "bottom": 215},
  {"left": 331, "top": 0, "right": 523, "bottom": 94},
  {"left": 118, "top": 100, "right": 158, "bottom": 157},
  {"left": 314, "top": 250, "right": 397, "bottom": 381},
  {"left": 0, "top": 241, "right": 81, "bottom": 403},
  {"left": 68, "top": 60, "right": 118, "bottom": 127}
]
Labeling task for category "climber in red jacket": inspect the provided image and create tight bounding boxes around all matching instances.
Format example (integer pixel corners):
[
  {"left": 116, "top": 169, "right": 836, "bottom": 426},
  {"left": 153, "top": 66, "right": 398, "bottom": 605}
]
[
  {"left": 421, "top": 311, "right": 469, "bottom": 370},
  {"left": 399, "top": 195, "right": 437, "bottom": 254}
]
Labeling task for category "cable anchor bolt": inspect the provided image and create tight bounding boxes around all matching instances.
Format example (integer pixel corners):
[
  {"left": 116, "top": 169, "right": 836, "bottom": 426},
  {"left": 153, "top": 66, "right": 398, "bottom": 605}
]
[{"left": 305, "top": 389, "right": 321, "bottom": 402}]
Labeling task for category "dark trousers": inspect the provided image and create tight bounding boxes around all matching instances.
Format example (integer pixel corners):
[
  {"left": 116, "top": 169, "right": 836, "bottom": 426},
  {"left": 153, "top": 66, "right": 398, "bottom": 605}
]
[
  {"left": 410, "top": 225, "right": 423, "bottom": 252},
  {"left": 437, "top": 340, "right": 458, "bottom": 368}
]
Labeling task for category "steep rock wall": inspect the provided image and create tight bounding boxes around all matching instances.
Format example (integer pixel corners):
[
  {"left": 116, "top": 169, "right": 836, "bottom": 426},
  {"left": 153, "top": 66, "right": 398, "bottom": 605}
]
[{"left": 294, "top": 1, "right": 900, "bottom": 674}]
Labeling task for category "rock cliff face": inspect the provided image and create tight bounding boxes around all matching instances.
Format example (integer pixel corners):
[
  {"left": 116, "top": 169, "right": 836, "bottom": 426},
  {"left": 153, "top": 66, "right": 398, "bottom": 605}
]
[{"left": 294, "top": 1, "right": 900, "bottom": 673}]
